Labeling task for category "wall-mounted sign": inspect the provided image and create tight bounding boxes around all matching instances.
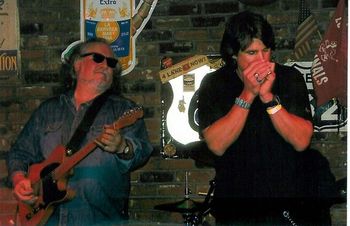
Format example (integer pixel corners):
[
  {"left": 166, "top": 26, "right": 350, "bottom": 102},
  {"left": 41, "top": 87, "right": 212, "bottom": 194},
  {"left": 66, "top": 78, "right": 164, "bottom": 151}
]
[
  {"left": 286, "top": 61, "right": 347, "bottom": 132},
  {"left": 81, "top": 0, "right": 157, "bottom": 75},
  {"left": 159, "top": 55, "right": 210, "bottom": 84},
  {"left": 0, "top": 0, "right": 20, "bottom": 79},
  {"left": 159, "top": 56, "right": 223, "bottom": 145}
]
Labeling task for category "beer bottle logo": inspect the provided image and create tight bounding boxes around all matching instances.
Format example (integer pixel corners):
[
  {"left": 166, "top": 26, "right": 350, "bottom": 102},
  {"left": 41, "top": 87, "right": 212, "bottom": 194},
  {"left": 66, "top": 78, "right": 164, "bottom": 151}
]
[{"left": 81, "top": 0, "right": 158, "bottom": 75}]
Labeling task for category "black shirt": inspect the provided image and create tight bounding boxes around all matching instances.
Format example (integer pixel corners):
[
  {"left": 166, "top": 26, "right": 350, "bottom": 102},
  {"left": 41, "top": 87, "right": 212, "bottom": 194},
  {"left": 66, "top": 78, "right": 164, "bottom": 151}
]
[{"left": 198, "top": 63, "right": 313, "bottom": 207}]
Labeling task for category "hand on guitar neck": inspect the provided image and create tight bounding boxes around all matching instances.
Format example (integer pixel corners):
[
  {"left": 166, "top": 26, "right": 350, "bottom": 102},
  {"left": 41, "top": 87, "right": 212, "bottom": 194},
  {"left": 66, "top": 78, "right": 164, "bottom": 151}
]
[{"left": 95, "top": 125, "right": 129, "bottom": 154}]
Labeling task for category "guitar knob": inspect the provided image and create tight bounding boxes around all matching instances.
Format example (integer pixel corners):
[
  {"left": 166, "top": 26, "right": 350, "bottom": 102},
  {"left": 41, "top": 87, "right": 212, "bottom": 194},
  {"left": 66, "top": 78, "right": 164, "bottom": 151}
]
[{"left": 66, "top": 149, "right": 73, "bottom": 156}]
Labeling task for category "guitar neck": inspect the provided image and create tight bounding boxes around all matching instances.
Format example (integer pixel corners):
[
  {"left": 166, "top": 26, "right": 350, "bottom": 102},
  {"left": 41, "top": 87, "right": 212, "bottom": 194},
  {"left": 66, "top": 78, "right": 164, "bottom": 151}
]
[
  {"left": 53, "top": 141, "right": 98, "bottom": 179},
  {"left": 51, "top": 108, "right": 143, "bottom": 180}
]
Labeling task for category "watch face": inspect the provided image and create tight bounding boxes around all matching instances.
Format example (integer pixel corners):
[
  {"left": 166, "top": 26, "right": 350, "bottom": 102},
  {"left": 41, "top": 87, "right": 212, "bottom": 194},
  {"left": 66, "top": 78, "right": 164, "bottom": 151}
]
[{"left": 124, "top": 146, "right": 130, "bottom": 154}]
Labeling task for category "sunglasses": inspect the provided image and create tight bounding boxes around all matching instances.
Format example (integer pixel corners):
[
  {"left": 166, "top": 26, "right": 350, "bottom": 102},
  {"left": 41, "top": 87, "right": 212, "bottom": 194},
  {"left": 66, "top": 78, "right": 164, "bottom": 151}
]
[{"left": 80, "top": 52, "right": 118, "bottom": 69}]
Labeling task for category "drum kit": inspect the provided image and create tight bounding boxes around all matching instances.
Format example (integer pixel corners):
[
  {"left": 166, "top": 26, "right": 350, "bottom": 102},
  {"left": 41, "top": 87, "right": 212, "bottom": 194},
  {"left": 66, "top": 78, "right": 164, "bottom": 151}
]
[{"left": 154, "top": 172, "right": 215, "bottom": 226}]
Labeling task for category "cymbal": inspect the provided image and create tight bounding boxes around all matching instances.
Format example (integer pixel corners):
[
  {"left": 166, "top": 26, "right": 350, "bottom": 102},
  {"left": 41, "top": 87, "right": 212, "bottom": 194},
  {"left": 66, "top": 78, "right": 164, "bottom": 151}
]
[{"left": 154, "top": 198, "right": 203, "bottom": 213}]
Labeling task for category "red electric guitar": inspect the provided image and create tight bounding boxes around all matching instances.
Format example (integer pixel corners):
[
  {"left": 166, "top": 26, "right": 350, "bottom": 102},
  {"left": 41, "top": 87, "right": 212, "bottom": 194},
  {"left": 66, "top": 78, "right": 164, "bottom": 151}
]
[{"left": 17, "top": 108, "right": 143, "bottom": 226}]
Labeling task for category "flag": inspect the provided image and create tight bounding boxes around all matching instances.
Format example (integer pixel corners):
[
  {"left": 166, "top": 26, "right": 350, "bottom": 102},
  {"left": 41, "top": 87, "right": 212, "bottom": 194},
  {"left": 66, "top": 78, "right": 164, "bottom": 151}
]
[
  {"left": 311, "top": 0, "right": 347, "bottom": 107},
  {"left": 293, "top": 0, "right": 320, "bottom": 60}
]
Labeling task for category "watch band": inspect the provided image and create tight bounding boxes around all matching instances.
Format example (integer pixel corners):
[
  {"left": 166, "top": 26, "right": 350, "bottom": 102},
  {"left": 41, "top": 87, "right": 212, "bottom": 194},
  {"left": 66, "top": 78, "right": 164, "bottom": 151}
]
[
  {"left": 264, "top": 95, "right": 281, "bottom": 109},
  {"left": 235, "top": 97, "right": 251, "bottom": 109}
]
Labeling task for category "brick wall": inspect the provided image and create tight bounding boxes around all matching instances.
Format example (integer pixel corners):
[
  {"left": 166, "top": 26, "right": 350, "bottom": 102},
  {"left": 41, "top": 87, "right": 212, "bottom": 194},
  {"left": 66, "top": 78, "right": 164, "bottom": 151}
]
[{"left": 0, "top": 0, "right": 346, "bottom": 225}]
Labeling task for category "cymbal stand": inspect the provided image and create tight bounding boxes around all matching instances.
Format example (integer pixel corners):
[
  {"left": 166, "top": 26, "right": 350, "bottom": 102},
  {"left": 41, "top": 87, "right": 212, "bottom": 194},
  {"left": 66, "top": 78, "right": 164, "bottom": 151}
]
[
  {"left": 182, "top": 171, "right": 194, "bottom": 226},
  {"left": 189, "top": 179, "right": 216, "bottom": 226},
  {"left": 173, "top": 173, "right": 216, "bottom": 226}
]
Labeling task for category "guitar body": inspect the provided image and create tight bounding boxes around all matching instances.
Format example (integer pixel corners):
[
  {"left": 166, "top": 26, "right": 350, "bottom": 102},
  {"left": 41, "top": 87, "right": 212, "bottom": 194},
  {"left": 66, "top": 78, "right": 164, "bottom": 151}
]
[
  {"left": 18, "top": 145, "right": 75, "bottom": 226},
  {"left": 166, "top": 65, "right": 214, "bottom": 145}
]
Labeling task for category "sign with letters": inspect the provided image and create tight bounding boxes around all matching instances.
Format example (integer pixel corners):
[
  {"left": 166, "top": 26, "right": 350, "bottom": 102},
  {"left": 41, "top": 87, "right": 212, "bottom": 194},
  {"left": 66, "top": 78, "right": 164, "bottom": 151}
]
[
  {"left": 81, "top": 0, "right": 157, "bottom": 75},
  {"left": 0, "top": 0, "right": 20, "bottom": 79},
  {"left": 286, "top": 61, "right": 347, "bottom": 132},
  {"left": 159, "top": 55, "right": 210, "bottom": 84}
]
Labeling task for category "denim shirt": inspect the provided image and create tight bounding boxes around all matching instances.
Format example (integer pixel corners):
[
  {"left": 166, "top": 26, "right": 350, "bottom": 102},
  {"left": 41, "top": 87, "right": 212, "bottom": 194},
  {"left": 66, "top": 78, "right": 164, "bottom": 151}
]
[{"left": 7, "top": 91, "right": 153, "bottom": 225}]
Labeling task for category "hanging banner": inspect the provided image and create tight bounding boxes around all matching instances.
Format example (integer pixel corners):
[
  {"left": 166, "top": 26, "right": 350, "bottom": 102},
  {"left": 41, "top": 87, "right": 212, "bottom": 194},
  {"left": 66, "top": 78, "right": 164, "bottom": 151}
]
[
  {"left": 311, "top": 0, "right": 347, "bottom": 107},
  {"left": 81, "top": 0, "right": 157, "bottom": 76},
  {"left": 0, "top": 0, "right": 20, "bottom": 79},
  {"left": 285, "top": 61, "right": 347, "bottom": 132}
]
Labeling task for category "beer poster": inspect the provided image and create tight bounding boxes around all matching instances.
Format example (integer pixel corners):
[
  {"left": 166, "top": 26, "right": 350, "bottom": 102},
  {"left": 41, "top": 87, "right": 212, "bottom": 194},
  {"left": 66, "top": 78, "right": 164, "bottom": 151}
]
[
  {"left": 81, "top": 0, "right": 157, "bottom": 75},
  {"left": 0, "top": 0, "right": 20, "bottom": 79}
]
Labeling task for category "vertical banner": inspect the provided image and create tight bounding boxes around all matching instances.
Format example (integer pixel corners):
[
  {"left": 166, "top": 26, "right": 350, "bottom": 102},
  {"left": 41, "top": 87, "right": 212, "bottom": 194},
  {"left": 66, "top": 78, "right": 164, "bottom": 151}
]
[
  {"left": 81, "top": 0, "right": 157, "bottom": 76},
  {"left": 292, "top": 0, "right": 320, "bottom": 60},
  {"left": 311, "top": 0, "right": 347, "bottom": 107},
  {"left": 0, "top": 0, "right": 20, "bottom": 80}
]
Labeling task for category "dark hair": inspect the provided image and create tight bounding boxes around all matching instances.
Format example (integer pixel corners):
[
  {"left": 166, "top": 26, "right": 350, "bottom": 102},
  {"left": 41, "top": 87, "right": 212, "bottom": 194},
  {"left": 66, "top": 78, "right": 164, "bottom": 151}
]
[
  {"left": 220, "top": 11, "right": 275, "bottom": 67},
  {"left": 60, "top": 38, "right": 122, "bottom": 94}
]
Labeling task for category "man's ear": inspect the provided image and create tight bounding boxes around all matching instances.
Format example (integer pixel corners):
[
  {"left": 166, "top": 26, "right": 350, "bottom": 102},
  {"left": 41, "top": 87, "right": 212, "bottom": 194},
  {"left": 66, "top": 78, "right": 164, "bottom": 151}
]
[{"left": 74, "top": 59, "right": 82, "bottom": 74}]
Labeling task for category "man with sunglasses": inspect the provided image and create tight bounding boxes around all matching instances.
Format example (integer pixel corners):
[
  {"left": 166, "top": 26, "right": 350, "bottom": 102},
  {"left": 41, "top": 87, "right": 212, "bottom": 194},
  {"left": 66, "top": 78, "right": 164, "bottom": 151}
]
[{"left": 7, "top": 38, "right": 153, "bottom": 225}]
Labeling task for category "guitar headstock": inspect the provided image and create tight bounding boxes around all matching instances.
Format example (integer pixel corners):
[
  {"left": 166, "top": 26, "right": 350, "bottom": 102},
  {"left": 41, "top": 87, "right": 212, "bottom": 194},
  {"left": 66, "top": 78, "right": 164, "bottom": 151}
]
[{"left": 113, "top": 107, "right": 144, "bottom": 130}]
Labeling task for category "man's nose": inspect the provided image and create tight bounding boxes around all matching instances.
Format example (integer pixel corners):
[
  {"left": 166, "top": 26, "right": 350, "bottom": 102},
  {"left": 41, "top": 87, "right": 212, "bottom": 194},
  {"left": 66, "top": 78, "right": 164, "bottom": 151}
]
[
  {"left": 99, "top": 58, "right": 109, "bottom": 68},
  {"left": 257, "top": 51, "right": 264, "bottom": 60}
]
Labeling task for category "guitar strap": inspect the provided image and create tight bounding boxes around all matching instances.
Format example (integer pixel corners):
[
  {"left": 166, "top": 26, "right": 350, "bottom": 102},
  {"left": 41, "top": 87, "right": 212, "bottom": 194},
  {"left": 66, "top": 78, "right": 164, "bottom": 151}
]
[{"left": 65, "top": 89, "right": 111, "bottom": 155}]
